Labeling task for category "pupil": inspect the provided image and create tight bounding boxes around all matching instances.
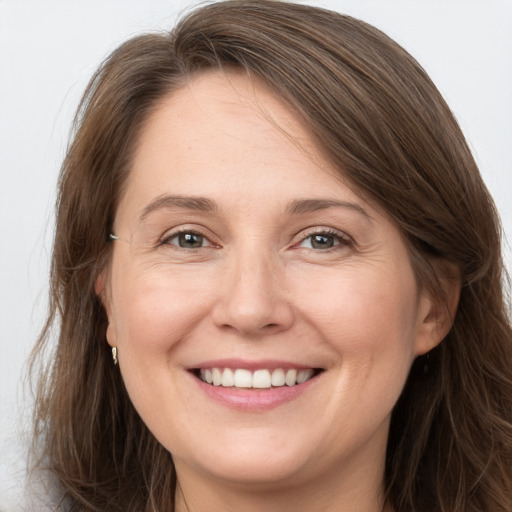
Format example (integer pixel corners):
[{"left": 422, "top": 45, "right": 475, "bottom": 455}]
[
  {"left": 179, "top": 233, "right": 203, "bottom": 248},
  {"left": 312, "top": 234, "right": 334, "bottom": 249}
]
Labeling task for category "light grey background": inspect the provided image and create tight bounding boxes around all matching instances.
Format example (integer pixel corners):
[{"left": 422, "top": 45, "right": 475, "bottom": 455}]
[{"left": 1, "top": 1, "right": 511, "bottom": 509}]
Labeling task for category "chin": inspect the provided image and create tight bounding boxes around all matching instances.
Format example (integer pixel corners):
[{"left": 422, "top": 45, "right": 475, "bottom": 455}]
[
  {"left": 186, "top": 451, "right": 311, "bottom": 489},
  {"left": 171, "top": 430, "right": 317, "bottom": 488}
]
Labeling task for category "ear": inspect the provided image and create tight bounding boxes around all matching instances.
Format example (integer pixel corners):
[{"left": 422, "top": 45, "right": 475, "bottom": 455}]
[
  {"left": 95, "top": 270, "right": 117, "bottom": 348},
  {"left": 94, "top": 269, "right": 107, "bottom": 297},
  {"left": 414, "top": 261, "right": 461, "bottom": 356}
]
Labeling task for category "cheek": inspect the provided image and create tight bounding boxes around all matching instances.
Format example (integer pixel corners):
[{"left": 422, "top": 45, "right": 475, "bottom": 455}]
[
  {"left": 285, "top": 265, "right": 420, "bottom": 460},
  {"left": 110, "top": 265, "right": 214, "bottom": 357},
  {"left": 109, "top": 269, "right": 213, "bottom": 437},
  {"left": 295, "top": 263, "right": 419, "bottom": 377}
]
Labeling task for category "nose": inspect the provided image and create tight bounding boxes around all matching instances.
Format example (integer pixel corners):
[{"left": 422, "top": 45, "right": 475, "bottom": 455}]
[{"left": 212, "top": 247, "right": 294, "bottom": 337}]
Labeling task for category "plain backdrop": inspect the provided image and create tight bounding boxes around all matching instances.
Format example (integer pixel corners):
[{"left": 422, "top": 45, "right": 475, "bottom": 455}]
[{"left": 1, "top": 1, "right": 511, "bottom": 509}]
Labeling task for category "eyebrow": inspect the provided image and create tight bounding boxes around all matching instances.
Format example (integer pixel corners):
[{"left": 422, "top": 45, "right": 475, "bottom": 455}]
[
  {"left": 139, "top": 194, "right": 218, "bottom": 222},
  {"left": 139, "top": 194, "right": 373, "bottom": 223},
  {"left": 285, "top": 198, "right": 373, "bottom": 221}
]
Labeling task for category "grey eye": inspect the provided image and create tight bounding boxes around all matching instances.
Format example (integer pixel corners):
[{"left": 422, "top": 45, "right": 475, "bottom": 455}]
[
  {"left": 300, "top": 233, "right": 339, "bottom": 250},
  {"left": 170, "top": 232, "right": 207, "bottom": 248},
  {"left": 310, "top": 234, "right": 336, "bottom": 249}
]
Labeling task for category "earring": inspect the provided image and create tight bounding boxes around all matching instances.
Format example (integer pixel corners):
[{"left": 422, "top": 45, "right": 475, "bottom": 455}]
[{"left": 112, "top": 347, "right": 118, "bottom": 365}]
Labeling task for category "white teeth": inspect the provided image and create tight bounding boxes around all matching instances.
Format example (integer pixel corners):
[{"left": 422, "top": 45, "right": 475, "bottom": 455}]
[
  {"left": 297, "top": 369, "right": 314, "bottom": 384},
  {"left": 285, "top": 369, "right": 297, "bottom": 386},
  {"left": 271, "top": 368, "right": 285, "bottom": 387},
  {"left": 234, "top": 369, "right": 252, "bottom": 388},
  {"left": 198, "top": 367, "right": 316, "bottom": 388},
  {"left": 252, "top": 369, "right": 272, "bottom": 389},
  {"left": 221, "top": 368, "right": 235, "bottom": 387},
  {"left": 212, "top": 368, "right": 222, "bottom": 386}
]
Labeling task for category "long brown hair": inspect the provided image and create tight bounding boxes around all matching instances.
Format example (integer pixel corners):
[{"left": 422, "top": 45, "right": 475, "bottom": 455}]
[{"left": 31, "top": 1, "right": 512, "bottom": 511}]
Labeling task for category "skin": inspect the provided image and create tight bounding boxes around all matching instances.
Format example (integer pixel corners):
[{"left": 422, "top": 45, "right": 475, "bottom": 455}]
[{"left": 100, "top": 70, "right": 453, "bottom": 512}]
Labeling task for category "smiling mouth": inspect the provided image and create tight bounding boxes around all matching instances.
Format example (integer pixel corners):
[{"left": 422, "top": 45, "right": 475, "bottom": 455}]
[{"left": 193, "top": 367, "right": 322, "bottom": 389}]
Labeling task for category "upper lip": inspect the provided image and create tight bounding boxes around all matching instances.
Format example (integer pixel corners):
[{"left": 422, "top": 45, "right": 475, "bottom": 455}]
[{"left": 189, "top": 358, "right": 322, "bottom": 371}]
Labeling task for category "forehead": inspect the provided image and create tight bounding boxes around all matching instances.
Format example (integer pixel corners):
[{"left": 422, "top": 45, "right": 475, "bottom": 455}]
[
  {"left": 134, "top": 69, "right": 324, "bottom": 169},
  {"left": 116, "top": 70, "right": 375, "bottom": 228}
]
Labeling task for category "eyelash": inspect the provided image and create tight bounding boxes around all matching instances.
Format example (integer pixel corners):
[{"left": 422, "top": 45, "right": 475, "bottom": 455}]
[
  {"left": 159, "top": 227, "right": 352, "bottom": 252},
  {"left": 160, "top": 229, "right": 217, "bottom": 250},
  {"left": 294, "top": 228, "right": 352, "bottom": 251}
]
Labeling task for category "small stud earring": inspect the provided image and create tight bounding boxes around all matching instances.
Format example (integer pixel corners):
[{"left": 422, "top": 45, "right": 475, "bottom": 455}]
[{"left": 112, "top": 347, "right": 118, "bottom": 365}]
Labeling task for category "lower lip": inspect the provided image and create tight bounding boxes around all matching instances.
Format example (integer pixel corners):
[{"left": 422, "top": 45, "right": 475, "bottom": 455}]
[{"left": 191, "top": 373, "right": 319, "bottom": 411}]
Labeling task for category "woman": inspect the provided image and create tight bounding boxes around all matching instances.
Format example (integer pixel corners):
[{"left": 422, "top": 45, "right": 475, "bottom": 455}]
[{"left": 30, "top": 1, "right": 512, "bottom": 511}]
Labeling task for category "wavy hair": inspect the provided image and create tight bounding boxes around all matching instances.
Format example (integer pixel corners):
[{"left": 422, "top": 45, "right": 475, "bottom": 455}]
[{"left": 31, "top": 1, "right": 512, "bottom": 511}]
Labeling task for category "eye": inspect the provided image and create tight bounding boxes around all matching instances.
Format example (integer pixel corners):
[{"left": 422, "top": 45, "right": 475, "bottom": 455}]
[
  {"left": 163, "top": 230, "right": 212, "bottom": 249},
  {"left": 296, "top": 230, "right": 351, "bottom": 250}
]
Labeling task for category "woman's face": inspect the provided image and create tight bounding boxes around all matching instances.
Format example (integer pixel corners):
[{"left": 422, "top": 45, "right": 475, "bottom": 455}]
[{"left": 104, "top": 71, "right": 440, "bottom": 494}]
